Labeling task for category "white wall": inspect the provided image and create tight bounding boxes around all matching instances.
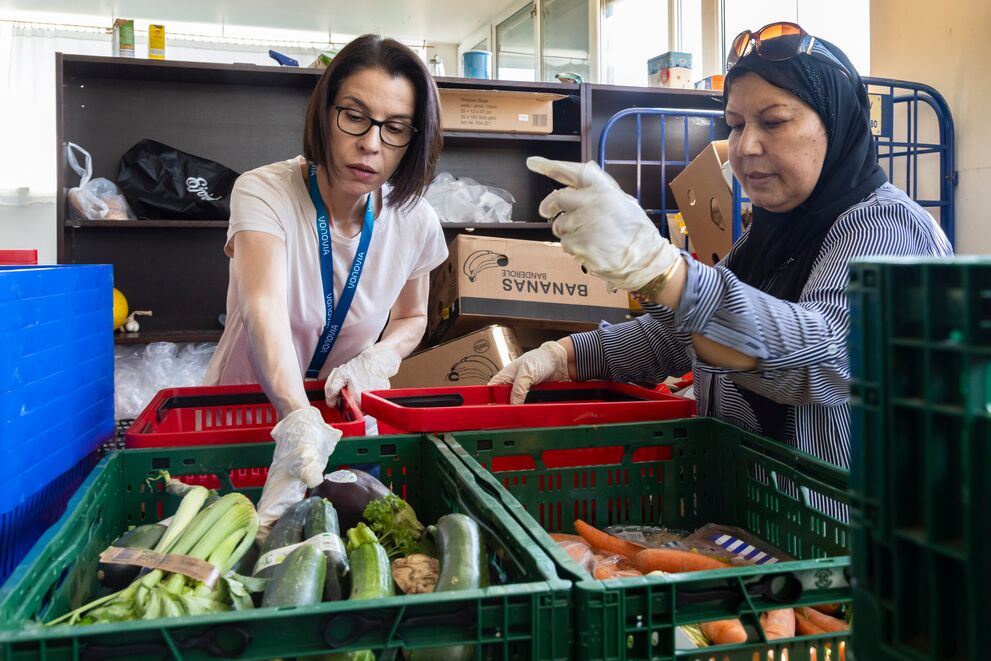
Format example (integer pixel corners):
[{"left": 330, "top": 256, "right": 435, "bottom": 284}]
[
  {"left": 0, "top": 197, "right": 56, "bottom": 264},
  {"left": 871, "top": 0, "right": 991, "bottom": 255}
]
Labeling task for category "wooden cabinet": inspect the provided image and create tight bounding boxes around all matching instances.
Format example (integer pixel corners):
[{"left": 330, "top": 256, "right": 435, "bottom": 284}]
[{"left": 56, "top": 54, "right": 725, "bottom": 343}]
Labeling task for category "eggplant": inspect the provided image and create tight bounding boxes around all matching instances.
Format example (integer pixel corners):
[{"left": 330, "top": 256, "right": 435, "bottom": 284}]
[{"left": 310, "top": 468, "right": 389, "bottom": 533}]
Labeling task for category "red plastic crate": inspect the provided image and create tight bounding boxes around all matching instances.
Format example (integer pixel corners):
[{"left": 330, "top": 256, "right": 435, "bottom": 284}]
[
  {"left": 125, "top": 382, "right": 364, "bottom": 488},
  {"left": 0, "top": 250, "right": 38, "bottom": 265},
  {"left": 361, "top": 381, "right": 695, "bottom": 435}
]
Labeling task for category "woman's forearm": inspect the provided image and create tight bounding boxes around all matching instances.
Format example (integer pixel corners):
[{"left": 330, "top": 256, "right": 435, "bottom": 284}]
[{"left": 241, "top": 299, "right": 310, "bottom": 419}]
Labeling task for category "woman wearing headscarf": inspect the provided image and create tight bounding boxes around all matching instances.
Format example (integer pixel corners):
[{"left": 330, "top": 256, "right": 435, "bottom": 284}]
[{"left": 490, "top": 24, "right": 951, "bottom": 480}]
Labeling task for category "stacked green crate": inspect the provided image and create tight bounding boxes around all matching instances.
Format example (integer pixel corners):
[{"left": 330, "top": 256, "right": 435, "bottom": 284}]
[
  {"left": 444, "top": 419, "right": 852, "bottom": 661},
  {"left": 0, "top": 436, "right": 572, "bottom": 660},
  {"left": 848, "top": 256, "right": 991, "bottom": 660}
]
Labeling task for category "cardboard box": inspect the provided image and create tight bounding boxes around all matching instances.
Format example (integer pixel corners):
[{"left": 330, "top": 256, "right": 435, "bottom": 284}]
[
  {"left": 428, "top": 235, "right": 630, "bottom": 342},
  {"left": 391, "top": 326, "right": 522, "bottom": 389},
  {"left": 670, "top": 140, "right": 734, "bottom": 266},
  {"left": 694, "top": 75, "right": 725, "bottom": 91},
  {"left": 148, "top": 24, "right": 165, "bottom": 60},
  {"left": 112, "top": 19, "right": 134, "bottom": 58},
  {"left": 438, "top": 88, "right": 566, "bottom": 134},
  {"left": 647, "top": 52, "right": 693, "bottom": 89}
]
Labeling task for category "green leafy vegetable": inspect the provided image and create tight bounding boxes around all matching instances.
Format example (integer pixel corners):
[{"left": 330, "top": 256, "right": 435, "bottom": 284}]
[{"left": 362, "top": 494, "right": 426, "bottom": 560}]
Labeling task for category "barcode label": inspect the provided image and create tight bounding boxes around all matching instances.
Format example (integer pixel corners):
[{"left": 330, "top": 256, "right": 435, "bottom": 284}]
[{"left": 533, "top": 114, "right": 548, "bottom": 127}]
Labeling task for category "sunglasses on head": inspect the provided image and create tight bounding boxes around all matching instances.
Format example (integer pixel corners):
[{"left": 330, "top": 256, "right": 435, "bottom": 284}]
[{"left": 726, "top": 21, "right": 851, "bottom": 78}]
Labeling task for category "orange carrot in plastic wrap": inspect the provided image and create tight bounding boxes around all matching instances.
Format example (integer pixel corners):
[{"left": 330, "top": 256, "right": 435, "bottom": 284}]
[
  {"left": 573, "top": 519, "right": 645, "bottom": 560},
  {"left": 795, "top": 610, "right": 826, "bottom": 636},
  {"left": 550, "top": 533, "right": 587, "bottom": 545},
  {"left": 556, "top": 539, "right": 595, "bottom": 574},
  {"left": 701, "top": 618, "right": 747, "bottom": 644},
  {"left": 800, "top": 607, "right": 849, "bottom": 632},
  {"left": 760, "top": 608, "right": 796, "bottom": 639},
  {"left": 591, "top": 552, "right": 642, "bottom": 579},
  {"left": 633, "top": 548, "right": 728, "bottom": 573}
]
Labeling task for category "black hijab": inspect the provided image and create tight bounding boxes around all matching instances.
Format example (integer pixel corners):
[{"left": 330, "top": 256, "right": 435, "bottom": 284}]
[{"left": 721, "top": 39, "right": 886, "bottom": 441}]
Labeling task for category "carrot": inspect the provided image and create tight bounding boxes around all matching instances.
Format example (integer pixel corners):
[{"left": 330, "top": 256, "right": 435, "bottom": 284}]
[
  {"left": 795, "top": 610, "right": 826, "bottom": 636},
  {"left": 573, "top": 519, "right": 645, "bottom": 560},
  {"left": 550, "top": 533, "right": 588, "bottom": 545},
  {"left": 701, "top": 619, "right": 747, "bottom": 645},
  {"left": 591, "top": 551, "right": 642, "bottom": 579},
  {"left": 811, "top": 603, "right": 843, "bottom": 616},
  {"left": 800, "top": 607, "right": 849, "bottom": 632},
  {"left": 633, "top": 548, "right": 728, "bottom": 574},
  {"left": 760, "top": 608, "right": 796, "bottom": 640},
  {"left": 557, "top": 540, "right": 595, "bottom": 573}
]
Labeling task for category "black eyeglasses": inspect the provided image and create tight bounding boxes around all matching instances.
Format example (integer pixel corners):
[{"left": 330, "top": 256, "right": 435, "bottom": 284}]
[
  {"left": 334, "top": 106, "right": 418, "bottom": 148},
  {"left": 726, "top": 21, "right": 851, "bottom": 79}
]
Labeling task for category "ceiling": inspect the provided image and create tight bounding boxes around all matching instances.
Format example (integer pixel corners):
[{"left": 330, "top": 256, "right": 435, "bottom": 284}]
[{"left": 0, "top": 0, "right": 521, "bottom": 45}]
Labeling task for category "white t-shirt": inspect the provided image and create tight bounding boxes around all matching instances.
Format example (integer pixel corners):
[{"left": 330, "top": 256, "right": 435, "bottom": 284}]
[{"left": 204, "top": 156, "right": 447, "bottom": 386}]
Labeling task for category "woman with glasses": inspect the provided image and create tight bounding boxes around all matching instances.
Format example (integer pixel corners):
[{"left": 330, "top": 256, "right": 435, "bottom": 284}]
[
  {"left": 491, "top": 27, "right": 951, "bottom": 505},
  {"left": 204, "top": 34, "right": 447, "bottom": 534}
]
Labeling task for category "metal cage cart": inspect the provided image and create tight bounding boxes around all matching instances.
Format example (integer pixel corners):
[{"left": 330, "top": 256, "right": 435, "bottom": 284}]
[{"left": 597, "top": 76, "right": 957, "bottom": 248}]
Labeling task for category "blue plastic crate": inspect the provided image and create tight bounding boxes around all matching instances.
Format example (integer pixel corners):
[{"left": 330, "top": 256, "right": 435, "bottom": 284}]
[
  {"left": 0, "top": 330, "right": 109, "bottom": 392},
  {"left": 0, "top": 265, "right": 111, "bottom": 302},
  {"left": 0, "top": 394, "right": 112, "bottom": 482},
  {"left": 0, "top": 452, "right": 96, "bottom": 584},
  {"left": 0, "top": 287, "right": 109, "bottom": 333},
  {"left": 0, "top": 352, "right": 112, "bottom": 421},
  {"left": 0, "top": 374, "right": 113, "bottom": 446},
  {"left": 0, "top": 309, "right": 110, "bottom": 363}
]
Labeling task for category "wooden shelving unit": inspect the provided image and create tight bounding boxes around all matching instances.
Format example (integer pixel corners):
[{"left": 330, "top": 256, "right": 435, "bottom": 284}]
[{"left": 56, "top": 54, "right": 724, "bottom": 343}]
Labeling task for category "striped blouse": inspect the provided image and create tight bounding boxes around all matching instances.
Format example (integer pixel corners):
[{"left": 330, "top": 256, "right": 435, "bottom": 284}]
[{"left": 572, "top": 182, "right": 952, "bottom": 473}]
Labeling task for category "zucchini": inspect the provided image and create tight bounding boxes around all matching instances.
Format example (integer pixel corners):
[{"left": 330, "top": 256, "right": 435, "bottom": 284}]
[
  {"left": 305, "top": 498, "right": 349, "bottom": 601},
  {"left": 346, "top": 523, "right": 394, "bottom": 600},
  {"left": 96, "top": 524, "right": 167, "bottom": 590},
  {"left": 261, "top": 543, "right": 326, "bottom": 608},
  {"left": 408, "top": 514, "right": 488, "bottom": 661},
  {"left": 255, "top": 497, "right": 318, "bottom": 578}
]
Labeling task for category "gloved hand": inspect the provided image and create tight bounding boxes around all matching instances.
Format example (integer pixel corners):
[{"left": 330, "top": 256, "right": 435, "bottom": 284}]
[
  {"left": 488, "top": 341, "right": 570, "bottom": 405},
  {"left": 255, "top": 406, "right": 342, "bottom": 541},
  {"left": 527, "top": 156, "right": 682, "bottom": 292},
  {"left": 325, "top": 344, "right": 401, "bottom": 407}
]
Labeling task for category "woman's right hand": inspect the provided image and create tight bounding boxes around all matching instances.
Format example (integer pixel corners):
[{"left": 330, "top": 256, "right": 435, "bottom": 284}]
[{"left": 488, "top": 340, "right": 574, "bottom": 404}]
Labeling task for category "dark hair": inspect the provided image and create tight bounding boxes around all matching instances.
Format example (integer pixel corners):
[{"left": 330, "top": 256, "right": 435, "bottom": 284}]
[{"left": 303, "top": 34, "right": 443, "bottom": 211}]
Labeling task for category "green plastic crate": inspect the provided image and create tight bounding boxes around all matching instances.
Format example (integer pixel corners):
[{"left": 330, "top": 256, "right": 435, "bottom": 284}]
[
  {"left": 848, "top": 257, "right": 991, "bottom": 661},
  {"left": 442, "top": 418, "right": 852, "bottom": 661},
  {"left": 0, "top": 435, "right": 571, "bottom": 660}
]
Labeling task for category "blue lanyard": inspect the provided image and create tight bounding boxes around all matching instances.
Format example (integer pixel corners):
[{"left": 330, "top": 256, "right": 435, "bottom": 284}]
[{"left": 305, "top": 162, "right": 374, "bottom": 378}]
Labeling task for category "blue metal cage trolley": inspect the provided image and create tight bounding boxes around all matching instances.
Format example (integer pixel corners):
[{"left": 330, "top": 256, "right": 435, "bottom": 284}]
[{"left": 597, "top": 77, "right": 957, "bottom": 249}]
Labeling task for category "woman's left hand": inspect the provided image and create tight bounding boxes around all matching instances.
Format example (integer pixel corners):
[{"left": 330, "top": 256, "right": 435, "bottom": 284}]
[
  {"left": 527, "top": 157, "right": 682, "bottom": 293},
  {"left": 325, "top": 344, "right": 402, "bottom": 407}
]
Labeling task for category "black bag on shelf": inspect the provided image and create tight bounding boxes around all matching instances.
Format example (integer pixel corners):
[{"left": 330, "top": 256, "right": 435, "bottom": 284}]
[{"left": 117, "top": 139, "right": 240, "bottom": 220}]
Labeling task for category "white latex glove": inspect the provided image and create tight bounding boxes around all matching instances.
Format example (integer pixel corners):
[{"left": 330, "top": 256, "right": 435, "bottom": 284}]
[
  {"left": 488, "top": 341, "right": 570, "bottom": 405},
  {"left": 325, "top": 344, "right": 401, "bottom": 407},
  {"left": 255, "top": 406, "right": 342, "bottom": 541},
  {"left": 527, "top": 156, "right": 682, "bottom": 292}
]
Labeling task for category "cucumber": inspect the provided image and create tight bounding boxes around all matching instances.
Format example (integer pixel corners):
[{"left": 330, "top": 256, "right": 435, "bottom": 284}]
[
  {"left": 304, "top": 498, "right": 349, "bottom": 601},
  {"left": 261, "top": 543, "right": 326, "bottom": 608},
  {"left": 255, "top": 497, "right": 319, "bottom": 578},
  {"left": 408, "top": 514, "right": 488, "bottom": 661},
  {"left": 97, "top": 524, "right": 167, "bottom": 590}
]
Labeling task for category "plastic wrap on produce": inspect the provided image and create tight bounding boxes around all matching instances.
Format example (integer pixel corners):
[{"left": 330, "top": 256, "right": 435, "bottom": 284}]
[
  {"left": 424, "top": 172, "right": 515, "bottom": 223},
  {"left": 114, "top": 342, "right": 217, "bottom": 421}
]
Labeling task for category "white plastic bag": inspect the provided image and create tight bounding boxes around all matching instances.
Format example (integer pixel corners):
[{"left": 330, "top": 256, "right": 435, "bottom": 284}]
[
  {"left": 114, "top": 342, "right": 217, "bottom": 421},
  {"left": 65, "top": 142, "right": 136, "bottom": 221},
  {"left": 424, "top": 172, "right": 515, "bottom": 223}
]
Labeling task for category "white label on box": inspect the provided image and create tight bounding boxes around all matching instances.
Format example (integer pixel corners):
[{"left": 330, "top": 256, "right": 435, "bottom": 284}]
[
  {"left": 868, "top": 93, "right": 883, "bottom": 137},
  {"left": 518, "top": 113, "right": 529, "bottom": 122}
]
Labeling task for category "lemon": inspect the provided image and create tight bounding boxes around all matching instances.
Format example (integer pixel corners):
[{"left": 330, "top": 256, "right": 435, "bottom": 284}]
[{"left": 113, "top": 288, "right": 129, "bottom": 331}]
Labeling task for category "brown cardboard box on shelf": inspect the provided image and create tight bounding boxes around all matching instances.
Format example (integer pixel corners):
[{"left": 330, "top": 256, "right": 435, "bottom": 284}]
[
  {"left": 428, "top": 234, "right": 630, "bottom": 343},
  {"left": 670, "top": 140, "right": 734, "bottom": 266},
  {"left": 438, "top": 88, "right": 566, "bottom": 134},
  {"left": 391, "top": 325, "right": 522, "bottom": 389}
]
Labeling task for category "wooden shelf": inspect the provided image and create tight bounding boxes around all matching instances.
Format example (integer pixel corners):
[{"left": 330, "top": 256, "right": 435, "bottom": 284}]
[
  {"left": 67, "top": 220, "right": 229, "bottom": 229},
  {"left": 115, "top": 329, "right": 223, "bottom": 345}
]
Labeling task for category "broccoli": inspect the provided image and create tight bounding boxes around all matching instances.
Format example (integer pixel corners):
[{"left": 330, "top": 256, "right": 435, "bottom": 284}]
[{"left": 362, "top": 494, "right": 426, "bottom": 560}]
